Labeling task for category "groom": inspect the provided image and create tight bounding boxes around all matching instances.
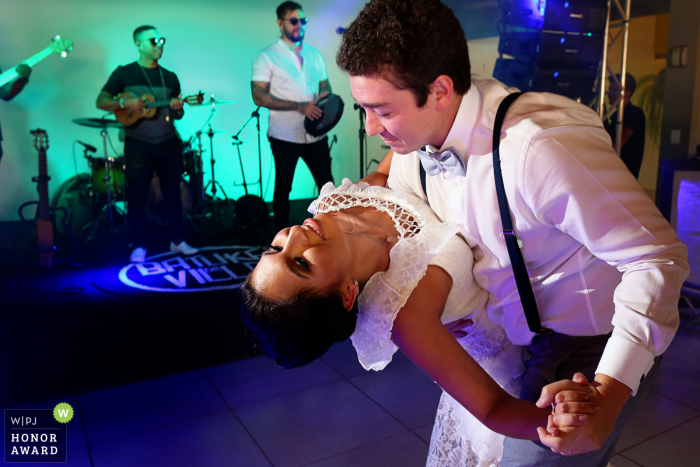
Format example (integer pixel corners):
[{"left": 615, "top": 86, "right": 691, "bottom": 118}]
[{"left": 338, "top": 0, "right": 688, "bottom": 465}]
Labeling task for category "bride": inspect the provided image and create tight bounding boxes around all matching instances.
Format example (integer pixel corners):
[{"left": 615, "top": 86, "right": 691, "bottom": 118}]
[{"left": 239, "top": 178, "right": 595, "bottom": 466}]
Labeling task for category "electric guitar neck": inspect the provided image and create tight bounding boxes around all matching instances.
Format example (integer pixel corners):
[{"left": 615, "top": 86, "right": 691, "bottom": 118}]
[{"left": 0, "top": 36, "right": 73, "bottom": 88}]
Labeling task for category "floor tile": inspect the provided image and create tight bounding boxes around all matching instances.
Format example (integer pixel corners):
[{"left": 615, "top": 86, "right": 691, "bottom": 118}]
[
  {"left": 413, "top": 424, "right": 434, "bottom": 444},
  {"left": 615, "top": 391, "right": 699, "bottom": 451},
  {"left": 622, "top": 415, "right": 700, "bottom": 467},
  {"left": 3, "top": 447, "right": 92, "bottom": 467},
  {"left": 650, "top": 328, "right": 700, "bottom": 410},
  {"left": 5, "top": 396, "right": 87, "bottom": 450},
  {"left": 89, "top": 411, "right": 271, "bottom": 467},
  {"left": 305, "top": 431, "right": 430, "bottom": 467},
  {"left": 235, "top": 381, "right": 406, "bottom": 467},
  {"left": 608, "top": 455, "right": 642, "bottom": 467},
  {"left": 320, "top": 340, "right": 411, "bottom": 379},
  {"left": 204, "top": 357, "right": 341, "bottom": 408},
  {"left": 350, "top": 363, "right": 443, "bottom": 429},
  {"left": 79, "top": 370, "right": 227, "bottom": 444}
]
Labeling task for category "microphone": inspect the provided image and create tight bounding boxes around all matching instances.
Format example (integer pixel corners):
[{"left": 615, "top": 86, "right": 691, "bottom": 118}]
[
  {"left": 335, "top": 27, "right": 346, "bottom": 35},
  {"left": 77, "top": 141, "right": 97, "bottom": 152}
]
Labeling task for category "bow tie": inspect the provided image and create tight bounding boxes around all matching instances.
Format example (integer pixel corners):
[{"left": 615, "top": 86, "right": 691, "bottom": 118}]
[{"left": 416, "top": 146, "right": 466, "bottom": 177}]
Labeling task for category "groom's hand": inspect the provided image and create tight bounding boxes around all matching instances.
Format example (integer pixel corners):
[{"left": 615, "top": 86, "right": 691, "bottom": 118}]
[
  {"left": 537, "top": 373, "right": 631, "bottom": 455},
  {"left": 537, "top": 373, "right": 598, "bottom": 436}
]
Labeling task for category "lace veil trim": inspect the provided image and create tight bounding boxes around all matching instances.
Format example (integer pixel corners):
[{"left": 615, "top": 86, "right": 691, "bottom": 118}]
[{"left": 309, "top": 178, "right": 427, "bottom": 239}]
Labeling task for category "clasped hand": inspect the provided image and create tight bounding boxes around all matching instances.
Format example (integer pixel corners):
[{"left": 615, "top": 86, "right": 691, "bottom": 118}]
[{"left": 536, "top": 373, "right": 629, "bottom": 456}]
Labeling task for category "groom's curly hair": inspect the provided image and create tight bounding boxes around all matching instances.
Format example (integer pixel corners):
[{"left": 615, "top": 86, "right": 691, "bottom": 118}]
[
  {"left": 336, "top": 0, "right": 471, "bottom": 107},
  {"left": 238, "top": 276, "right": 359, "bottom": 369}
]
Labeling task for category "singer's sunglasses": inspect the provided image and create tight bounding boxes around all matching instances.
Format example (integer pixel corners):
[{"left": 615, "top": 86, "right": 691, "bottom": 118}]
[
  {"left": 284, "top": 17, "right": 308, "bottom": 26},
  {"left": 146, "top": 37, "right": 166, "bottom": 46}
]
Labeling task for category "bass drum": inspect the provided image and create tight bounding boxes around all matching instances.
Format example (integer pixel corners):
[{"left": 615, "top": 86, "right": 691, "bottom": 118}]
[
  {"left": 146, "top": 176, "right": 193, "bottom": 225},
  {"left": 49, "top": 173, "right": 94, "bottom": 236},
  {"left": 88, "top": 156, "right": 125, "bottom": 196}
]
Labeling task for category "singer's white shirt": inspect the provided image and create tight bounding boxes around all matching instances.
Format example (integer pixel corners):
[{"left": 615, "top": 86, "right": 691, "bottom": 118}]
[
  {"left": 388, "top": 79, "right": 689, "bottom": 395},
  {"left": 252, "top": 39, "right": 328, "bottom": 144}
]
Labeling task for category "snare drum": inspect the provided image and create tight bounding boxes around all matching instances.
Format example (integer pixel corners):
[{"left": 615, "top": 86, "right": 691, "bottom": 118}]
[{"left": 87, "top": 156, "right": 125, "bottom": 196}]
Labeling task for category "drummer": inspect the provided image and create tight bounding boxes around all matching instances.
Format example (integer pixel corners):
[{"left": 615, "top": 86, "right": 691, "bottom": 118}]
[
  {"left": 251, "top": 1, "right": 334, "bottom": 230},
  {"left": 96, "top": 25, "right": 198, "bottom": 262}
]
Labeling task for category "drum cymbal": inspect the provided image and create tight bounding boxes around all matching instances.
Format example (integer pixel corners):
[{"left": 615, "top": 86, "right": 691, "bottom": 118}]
[
  {"left": 200, "top": 95, "right": 238, "bottom": 106},
  {"left": 73, "top": 117, "right": 123, "bottom": 129}
]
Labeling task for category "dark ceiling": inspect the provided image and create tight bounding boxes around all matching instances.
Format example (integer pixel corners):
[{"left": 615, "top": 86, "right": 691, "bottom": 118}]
[{"left": 445, "top": 0, "right": 671, "bottom": 40}]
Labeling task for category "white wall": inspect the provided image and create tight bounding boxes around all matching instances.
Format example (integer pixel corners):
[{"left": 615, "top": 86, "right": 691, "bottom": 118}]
[{"left": 0, "top": 0, "right": 391, "bottom": 221}]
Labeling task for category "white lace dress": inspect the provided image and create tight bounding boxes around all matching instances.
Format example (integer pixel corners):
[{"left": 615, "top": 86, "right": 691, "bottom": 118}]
[{"left": 309, "top": 179, "right": 525, "bottom": 467}]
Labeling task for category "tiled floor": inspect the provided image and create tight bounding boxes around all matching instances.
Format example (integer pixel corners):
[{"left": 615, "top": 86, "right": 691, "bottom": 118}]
[{"left": 3, "top": 327, "right": 700, "bottom": 466}]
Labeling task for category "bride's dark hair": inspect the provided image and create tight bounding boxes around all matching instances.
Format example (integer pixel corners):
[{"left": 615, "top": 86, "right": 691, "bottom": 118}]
[{"left": 239, "top": 276, "right": 359, "bottom": 368}]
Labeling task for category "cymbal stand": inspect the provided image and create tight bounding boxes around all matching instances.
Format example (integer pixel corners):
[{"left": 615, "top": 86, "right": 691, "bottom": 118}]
[
  {"left": 203, "top": 124, "right": 230, "bottom": 200},
  {"left": 189, "top": 129, "right": 206, "bottom": 215},
  {"left": 86, "top": 123, "right": 124, "bottom": 242}
]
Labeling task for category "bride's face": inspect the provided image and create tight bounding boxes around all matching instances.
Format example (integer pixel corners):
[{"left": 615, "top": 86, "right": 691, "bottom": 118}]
[{"left": 251, "top": 211, "right": 394, "bottom": 301}]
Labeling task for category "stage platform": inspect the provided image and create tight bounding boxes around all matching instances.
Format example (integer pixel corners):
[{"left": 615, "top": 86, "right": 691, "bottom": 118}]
[{"left": 0, "top": 198, "right": 314, "bottom": 407}]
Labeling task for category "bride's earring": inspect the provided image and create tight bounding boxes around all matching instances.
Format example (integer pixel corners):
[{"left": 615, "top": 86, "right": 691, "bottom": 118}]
[{"left": 353, "top": 280, "right": 359, "bottom": 287}]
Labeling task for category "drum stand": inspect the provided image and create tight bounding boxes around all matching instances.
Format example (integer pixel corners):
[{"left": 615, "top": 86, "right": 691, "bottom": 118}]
[
  {"left": 189, "top": 107, "right": 235, "bottom": 232},
  {"left": 85, "top": 123, "right": 124, "bottom": 242},
  {"left": 203, "top": 124, "right": 231, "bottom": 200}
]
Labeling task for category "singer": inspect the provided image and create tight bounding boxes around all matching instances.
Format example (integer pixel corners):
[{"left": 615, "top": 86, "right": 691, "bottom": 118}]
[{"left": 251, "top": 1, "right": 334, "bottom": 230}]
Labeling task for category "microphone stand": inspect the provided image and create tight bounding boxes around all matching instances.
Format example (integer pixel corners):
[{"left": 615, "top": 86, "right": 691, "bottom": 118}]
[
  {"left": 231, "top": 107, "right": 263, "bottom": 199},
  {"left": 354, "top": 103, "right": 366, "bottom": 179}
]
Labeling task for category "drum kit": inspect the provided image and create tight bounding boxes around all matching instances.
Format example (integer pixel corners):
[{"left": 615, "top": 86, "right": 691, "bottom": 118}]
[{"left": 57, "top": 92, "right": 345, "bottom": 239}]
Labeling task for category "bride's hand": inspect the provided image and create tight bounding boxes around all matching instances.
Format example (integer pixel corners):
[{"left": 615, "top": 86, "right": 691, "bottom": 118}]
[{"left": 537, "top": 373, "right": 599, "bottom": 435}]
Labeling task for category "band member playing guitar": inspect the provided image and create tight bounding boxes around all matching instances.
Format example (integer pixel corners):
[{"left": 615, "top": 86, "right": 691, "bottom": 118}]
[
  {"left": 96, "top": 25, "right": 198, "bottom": 262},
  {"left": 0, "top": 64, "right": 31, "bottom": 164}
]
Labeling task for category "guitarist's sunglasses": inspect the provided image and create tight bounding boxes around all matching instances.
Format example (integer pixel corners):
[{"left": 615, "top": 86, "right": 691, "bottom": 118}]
[
  {"left": 284, "top": 17, "right": 308, "bottom": 26},
  {"left": 147, "top": 37, "right": 166, "bottom": 46}
]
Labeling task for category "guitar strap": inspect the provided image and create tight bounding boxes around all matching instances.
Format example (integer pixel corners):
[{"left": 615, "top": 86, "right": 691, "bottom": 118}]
[{"left": 138, "top": 64, "right": 167, "bottom": 102}]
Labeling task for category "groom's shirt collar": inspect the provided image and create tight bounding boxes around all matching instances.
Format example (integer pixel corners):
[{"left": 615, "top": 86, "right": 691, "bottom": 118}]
[{"left": 437, "top": 82, "right": 482, "bottom": 164}]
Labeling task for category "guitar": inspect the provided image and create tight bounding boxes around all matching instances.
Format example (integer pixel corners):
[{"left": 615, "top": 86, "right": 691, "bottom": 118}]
[
  {"left": 31, "top": 129, "right": 53, "bottom": 268},
  {"left": 0, "top": 36, "right": 74, "bottom": 88},
  {"left": 114, "top": 91, "right": 204, "bottom": 126}
]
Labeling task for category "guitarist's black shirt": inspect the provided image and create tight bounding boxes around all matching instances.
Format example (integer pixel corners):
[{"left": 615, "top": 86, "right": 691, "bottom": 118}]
[{"left": 102, "top": 61, "right": 181, "bottom": 144}]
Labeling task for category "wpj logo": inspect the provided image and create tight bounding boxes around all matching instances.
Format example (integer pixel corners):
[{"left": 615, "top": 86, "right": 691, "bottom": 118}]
[
  {"left": 4, "top": 408, "right": 68, "bottom": 463},
  {"left": 118, "top": 246, "right": 265, "bottom": 293}
]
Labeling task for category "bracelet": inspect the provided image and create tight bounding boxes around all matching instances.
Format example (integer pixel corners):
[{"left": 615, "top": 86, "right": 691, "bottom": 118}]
[{"left": 119, "top": 97, "right": 125, "bottom": 109}]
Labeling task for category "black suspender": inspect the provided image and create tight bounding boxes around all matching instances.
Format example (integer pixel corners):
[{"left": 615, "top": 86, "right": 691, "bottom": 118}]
[
  {"left": 492, "top": 93, "right": 547, "bottom": 333},
  {"left": 419, "top": 91, "right": 546, "bottom": 334}
]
